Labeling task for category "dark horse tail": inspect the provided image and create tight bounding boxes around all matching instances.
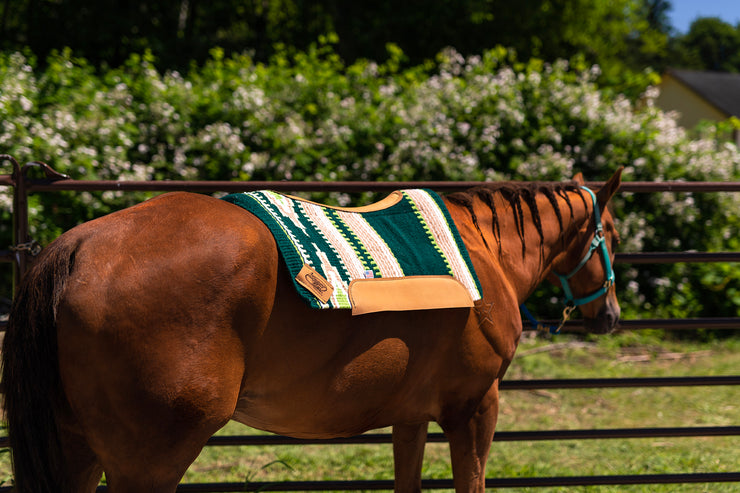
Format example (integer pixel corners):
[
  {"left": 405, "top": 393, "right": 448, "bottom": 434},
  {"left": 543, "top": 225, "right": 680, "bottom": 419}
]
[{"left": 2, "top": 238, "right": 77, "bottom": 492}]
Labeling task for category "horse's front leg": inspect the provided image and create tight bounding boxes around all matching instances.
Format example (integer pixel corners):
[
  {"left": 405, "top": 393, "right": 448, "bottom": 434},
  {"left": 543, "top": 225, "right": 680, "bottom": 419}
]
[
  {"left": 392, "top": 422, "right": 429, "bottom": 492},
  {"left": 441, "top": 385, "right": 499, "bottom": 493}
]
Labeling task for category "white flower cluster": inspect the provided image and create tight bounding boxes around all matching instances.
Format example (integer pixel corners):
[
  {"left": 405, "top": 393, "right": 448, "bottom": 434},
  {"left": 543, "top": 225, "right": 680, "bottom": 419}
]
[{"left": 1, "top": 48, "right": 739, "bottom": 317}]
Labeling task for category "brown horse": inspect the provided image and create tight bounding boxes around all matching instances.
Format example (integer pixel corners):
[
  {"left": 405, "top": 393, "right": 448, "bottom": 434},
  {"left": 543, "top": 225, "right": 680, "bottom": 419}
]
[{"left": 2, "top": 170, "right": 622, "bottom": 492}]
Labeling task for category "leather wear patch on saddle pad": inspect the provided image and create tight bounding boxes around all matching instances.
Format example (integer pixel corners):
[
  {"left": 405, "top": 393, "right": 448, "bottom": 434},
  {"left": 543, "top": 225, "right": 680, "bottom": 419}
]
[{"left": 222, "top": 189, "right": 482, "bottom": 314}]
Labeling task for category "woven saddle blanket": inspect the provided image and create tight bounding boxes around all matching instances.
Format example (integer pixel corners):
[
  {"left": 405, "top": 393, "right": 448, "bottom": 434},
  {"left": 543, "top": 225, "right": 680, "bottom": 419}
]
[{"left": 222, "top": 189, "right": 482, "bottom": 315}]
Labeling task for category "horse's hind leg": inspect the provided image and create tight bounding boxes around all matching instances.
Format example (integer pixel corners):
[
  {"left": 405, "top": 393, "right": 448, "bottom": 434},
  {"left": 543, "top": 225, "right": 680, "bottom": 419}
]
[
  {"left": 87, "top": 393, "right": 233, "bottom": 493},
  {"left": 58, "top": 425, "right": 104, "bottom": 492},
  {"left": 71, "top": 371, "right": 238, "bottom": 493},
  {"left": 393, "top": 422, "right": 429, "bottom": 492},
  {"left": 103, "top": 447, "right": 196, "bottom": 493},
  {"left": 58, "top": 323, "right": 245, "bottom": 492}
]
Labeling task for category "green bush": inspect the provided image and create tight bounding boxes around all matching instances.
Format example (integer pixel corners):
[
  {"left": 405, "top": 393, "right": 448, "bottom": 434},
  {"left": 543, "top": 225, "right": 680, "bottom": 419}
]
[{"left": 1, "top": 42, "right": 738, "bottom": 322}]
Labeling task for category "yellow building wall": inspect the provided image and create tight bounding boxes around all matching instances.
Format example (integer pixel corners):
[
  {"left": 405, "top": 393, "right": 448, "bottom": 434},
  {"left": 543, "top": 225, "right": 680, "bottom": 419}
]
[{"left": 655, "top": 75, "right": 728, "bottom": 129}]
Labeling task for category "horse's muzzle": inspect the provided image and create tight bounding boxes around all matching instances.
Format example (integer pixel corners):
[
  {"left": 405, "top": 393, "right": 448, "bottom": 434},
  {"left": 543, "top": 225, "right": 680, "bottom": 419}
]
[{"left": 583, "top": 302, "right": 620, "bottom": 334}]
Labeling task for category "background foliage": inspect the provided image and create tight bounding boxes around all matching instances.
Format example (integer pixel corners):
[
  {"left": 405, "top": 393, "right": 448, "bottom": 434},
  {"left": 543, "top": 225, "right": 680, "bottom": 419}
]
[
  {"left": 1, "top": 0, "right": 740, "bottom": 325},
  {"left": 1, "top": 41, "right": 739, "bottom": 322},
  {"left": 6, "top": 1, "right": 739, "bottom": 76},
  {"left": 0, "top": 0, "right": 672, "bottom": 72}
]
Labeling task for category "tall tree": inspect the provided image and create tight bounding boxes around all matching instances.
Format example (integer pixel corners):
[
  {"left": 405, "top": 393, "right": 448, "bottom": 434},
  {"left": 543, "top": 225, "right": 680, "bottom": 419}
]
[
  {"left": 675, "top": 17, "right": 740, "bottom": 72},
  {"left": 1, "top": 0, "right": 672, "bottom": 73},
  {"left": 644, "top": 0, "right": 673, "bottom": 32}
]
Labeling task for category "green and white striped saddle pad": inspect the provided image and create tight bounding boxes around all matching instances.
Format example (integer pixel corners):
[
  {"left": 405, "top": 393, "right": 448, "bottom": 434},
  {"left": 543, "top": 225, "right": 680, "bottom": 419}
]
[{"left": 222, "top": 189, "right": 482, "bottom": 314}]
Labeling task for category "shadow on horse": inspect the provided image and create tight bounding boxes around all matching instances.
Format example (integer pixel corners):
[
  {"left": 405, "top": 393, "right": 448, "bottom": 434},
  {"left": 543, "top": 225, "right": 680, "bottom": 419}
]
[{"left": 2, "top": 170, "right": 622, "bottom": 492}]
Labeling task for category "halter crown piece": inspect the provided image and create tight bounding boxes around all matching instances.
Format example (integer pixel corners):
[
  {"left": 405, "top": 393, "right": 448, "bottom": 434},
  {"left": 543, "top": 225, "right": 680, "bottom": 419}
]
[{"left": 520, "top": 186, "right": 615, "bottom": 334}]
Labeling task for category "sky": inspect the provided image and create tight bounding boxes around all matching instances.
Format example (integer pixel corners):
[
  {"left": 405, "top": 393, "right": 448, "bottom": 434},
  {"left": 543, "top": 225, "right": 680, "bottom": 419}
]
[{"left": 669, "top": 0, "right": 740, "bottom": 33}]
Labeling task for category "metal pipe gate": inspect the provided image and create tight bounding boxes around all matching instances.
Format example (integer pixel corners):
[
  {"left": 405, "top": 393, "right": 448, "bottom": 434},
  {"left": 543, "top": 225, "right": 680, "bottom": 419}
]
[{"left": 1, "top": 154, "right": 738, "bottom": 491}]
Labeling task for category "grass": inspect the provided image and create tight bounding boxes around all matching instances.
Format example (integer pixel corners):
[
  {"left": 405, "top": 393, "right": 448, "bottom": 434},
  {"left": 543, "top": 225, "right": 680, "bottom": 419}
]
[{"left": 1, "top": 332, "right": 738, "bottom": 491}]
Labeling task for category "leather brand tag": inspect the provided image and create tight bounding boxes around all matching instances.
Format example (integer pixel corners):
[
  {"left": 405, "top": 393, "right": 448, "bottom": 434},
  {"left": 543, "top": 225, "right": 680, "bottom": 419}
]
[{"left": 295, "top": 264, "right": 333, "bottom": 303}]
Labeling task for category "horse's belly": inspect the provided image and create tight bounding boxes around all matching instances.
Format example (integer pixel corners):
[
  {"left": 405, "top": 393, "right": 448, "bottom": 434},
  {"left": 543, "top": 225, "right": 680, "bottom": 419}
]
[
  {"left": 230, "top": 404, "right": 375, "bottom": 439},
  {"left": 230, "top": 390, "right": 422, "bottom": 439},
  {"left": 230, "top": 391, "right": 406, "bottom": 438},
  {"left": 231, "top": 337, "right": 437, "bottom": 438}
]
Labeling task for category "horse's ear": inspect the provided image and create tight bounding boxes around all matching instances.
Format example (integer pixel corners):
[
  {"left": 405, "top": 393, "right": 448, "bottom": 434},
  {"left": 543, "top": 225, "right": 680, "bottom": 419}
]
[
  {"left": 596, "top": 167, "right": 623, "bottom": 208},
  {"left": 573, "top": 172, "right": 585, "bottom": 185}
]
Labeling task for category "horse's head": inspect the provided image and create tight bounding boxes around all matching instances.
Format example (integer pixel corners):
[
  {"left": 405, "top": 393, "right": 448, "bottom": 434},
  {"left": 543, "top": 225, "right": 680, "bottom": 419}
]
[{"left": 550, "top": 169, "right": 622, "bottom": 334}]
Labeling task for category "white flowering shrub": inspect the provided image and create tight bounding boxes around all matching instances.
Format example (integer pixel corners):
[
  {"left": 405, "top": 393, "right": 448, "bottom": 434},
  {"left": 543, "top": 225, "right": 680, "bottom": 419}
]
[{"left": 1, "top": 44, "right": 739, "bottom": 322}]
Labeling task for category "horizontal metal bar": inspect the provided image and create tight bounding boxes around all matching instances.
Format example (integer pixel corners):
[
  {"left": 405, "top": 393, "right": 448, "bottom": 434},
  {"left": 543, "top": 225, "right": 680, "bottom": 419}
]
[
  {"left": 2, "top": 469, "right": 737, "bottom": 491},
  {"left": 25, "top": 179, "right": 483, "bottom": 193},
  {"left": 2, "top": 424, "right": 736, "bottom": 451},
  {"left": 201, "top": 426, "right": 740, "bottom": 447},
  {"left": 616, "top": 252, "right": 740, "bottom": 263},
  {"left": 478, "top": 472, "right": 740, "bottom": 487},
  {"left": 493, "top": 426, "right": 740, "bottom": 441},
  {"left": 29, "top": 180, "right": 740, "bottom": 193},
  {"left": 1, "top": 175, "right": 740, "bottom": 193},
  {"left": 618, "top": 318, "right": 740, "bottom": 329},
  {"left": 279, "top": 472, "right": 738, "bottom": 490},
  {"left": 85, "top": 472, "right": 740, "bottom": 491},
  {"left": 536, "top": 317, "right": 740, "bottom": 331},
  {"left": 500, "top": 375, "right": 740, "bottom": 389}
]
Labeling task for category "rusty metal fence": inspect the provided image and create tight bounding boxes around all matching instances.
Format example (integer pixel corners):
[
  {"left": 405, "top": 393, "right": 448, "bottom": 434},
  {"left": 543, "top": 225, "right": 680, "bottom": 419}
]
[{"left": 0, "top": 155, "right": 738, "bottom": 491}]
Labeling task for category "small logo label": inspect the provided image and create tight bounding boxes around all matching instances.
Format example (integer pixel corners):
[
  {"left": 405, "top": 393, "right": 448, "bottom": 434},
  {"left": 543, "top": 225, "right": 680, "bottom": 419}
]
[
  {"left": 295, "top": 264, "right": 333, "bottom": 303},
  {"left": 305, "top": 272, "right": 328, "bottom": 293},
  {"left": 364, "top": 270, "right": 375, "bottom": 279}
]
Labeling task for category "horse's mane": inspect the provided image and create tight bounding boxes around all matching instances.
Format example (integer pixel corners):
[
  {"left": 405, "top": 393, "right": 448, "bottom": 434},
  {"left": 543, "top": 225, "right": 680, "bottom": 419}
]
[{"left": 446, "top": 181, "right": 585, "bottom": 256}]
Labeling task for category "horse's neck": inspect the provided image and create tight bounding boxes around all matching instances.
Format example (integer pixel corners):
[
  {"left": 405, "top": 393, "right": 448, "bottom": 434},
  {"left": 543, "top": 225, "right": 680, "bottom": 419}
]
[
  {"left": 451, "top": 189, "right": 591, "bottom": 304},
  {"left": 502, "top": 190, "right": 592, "bottom": 302}
]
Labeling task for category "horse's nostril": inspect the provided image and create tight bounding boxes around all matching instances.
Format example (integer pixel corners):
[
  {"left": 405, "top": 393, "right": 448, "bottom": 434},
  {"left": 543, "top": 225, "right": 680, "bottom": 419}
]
[
  {"left": 610, "top": 305, "right": 621, "bottom": 326},
  {"left": 604, "top": 304, "right": 621, "bottom": 332}
]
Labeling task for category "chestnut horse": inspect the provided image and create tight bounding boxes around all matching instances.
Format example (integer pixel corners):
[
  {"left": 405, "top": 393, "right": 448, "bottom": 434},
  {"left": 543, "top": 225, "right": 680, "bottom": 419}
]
[{"left": 2, "top": 170, "right": 622, "bottom": 492}]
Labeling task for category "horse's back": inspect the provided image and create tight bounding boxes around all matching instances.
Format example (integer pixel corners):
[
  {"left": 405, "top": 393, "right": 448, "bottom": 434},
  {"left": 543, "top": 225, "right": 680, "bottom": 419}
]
[{"left": 58, "top": 191, "right": 278, "bottom": 313}]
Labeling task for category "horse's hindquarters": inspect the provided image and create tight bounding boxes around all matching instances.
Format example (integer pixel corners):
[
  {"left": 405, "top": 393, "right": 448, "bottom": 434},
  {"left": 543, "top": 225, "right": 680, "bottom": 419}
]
[{"left": 53, "top": 192, "right": 281, "bottom": 490}]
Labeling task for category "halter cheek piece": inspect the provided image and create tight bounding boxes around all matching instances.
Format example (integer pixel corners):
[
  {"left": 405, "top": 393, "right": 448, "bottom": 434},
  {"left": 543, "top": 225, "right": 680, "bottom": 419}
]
[
  {"left": 556, "top": 186, "right": 615, "bottom": 307},
  {"left": 520, "top": 186, "right": 615, "bottom": 334}
]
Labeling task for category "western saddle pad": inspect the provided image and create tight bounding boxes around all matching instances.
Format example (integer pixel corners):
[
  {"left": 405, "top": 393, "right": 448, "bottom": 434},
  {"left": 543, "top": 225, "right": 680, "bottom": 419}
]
[{"left": 222, "top": 189, "right": 482, "bottom": 315}]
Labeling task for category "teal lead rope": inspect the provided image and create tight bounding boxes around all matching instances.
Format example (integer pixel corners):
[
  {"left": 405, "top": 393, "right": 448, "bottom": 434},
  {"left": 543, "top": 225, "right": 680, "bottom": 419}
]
[{"left": 520, "top": 303, "right": 564, "bottom": 335}]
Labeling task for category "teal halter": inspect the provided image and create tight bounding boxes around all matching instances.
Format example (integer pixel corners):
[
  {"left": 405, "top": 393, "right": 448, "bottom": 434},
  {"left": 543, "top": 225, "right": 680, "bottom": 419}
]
[
  {"left": 520, "top": 186, "right": 615, "bottom": 334},
  {"left": 555, "top": 186, "right": 615, "bottom": 308}
]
